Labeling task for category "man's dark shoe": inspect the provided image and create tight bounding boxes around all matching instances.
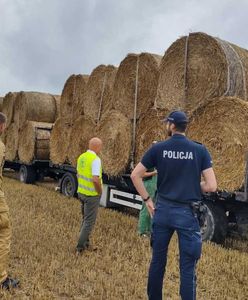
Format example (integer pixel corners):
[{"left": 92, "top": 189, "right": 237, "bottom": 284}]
[{"left": 1, "top": 277, "right": 19, "bottom": 290}]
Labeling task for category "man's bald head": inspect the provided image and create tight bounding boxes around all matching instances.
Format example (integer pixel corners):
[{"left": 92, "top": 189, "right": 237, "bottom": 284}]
[{"left": 89, "top": 137, "right": 102, "bottom": 154}]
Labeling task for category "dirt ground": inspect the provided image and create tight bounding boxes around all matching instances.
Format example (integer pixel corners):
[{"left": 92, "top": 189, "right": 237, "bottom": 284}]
[{"left": 0, "top": 177, "right": 247, "bottom": 299}]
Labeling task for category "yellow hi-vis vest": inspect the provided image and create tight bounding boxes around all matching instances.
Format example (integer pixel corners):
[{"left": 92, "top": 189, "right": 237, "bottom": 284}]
[{"left": 77, "top": 151, "right": 102, "bottom": 196}]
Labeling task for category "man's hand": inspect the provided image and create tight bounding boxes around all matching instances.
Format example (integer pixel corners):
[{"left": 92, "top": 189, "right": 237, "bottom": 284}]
[{"left": 145, "top": 198, "right": 155, "bottom": 217}]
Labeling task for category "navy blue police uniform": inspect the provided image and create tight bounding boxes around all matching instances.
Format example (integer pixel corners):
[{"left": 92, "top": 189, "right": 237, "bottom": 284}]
[{"left": 141, "top": 118, "right": 212, "bottom": 300}]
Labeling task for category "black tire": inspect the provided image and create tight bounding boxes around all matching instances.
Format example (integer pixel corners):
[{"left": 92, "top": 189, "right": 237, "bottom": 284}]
[
  {"left": 201, "top": 201, "right": 228, "bottom": 244},
  {"left": 19, "top": 165, "right": 37, "bottom": 184},
  {"left": 60, "top": 172, "right": 78, "bottom": 197}
]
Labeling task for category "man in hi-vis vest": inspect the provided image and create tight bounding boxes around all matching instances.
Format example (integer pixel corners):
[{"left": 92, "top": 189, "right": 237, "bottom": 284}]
[{"left": 76, "top": 137, "right": 103, "bottom": 254}]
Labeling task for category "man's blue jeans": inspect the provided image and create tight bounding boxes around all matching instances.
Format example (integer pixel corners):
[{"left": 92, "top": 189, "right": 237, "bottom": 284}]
[{"left": 148, "top": 198, "right": 202, "bottom": 300}]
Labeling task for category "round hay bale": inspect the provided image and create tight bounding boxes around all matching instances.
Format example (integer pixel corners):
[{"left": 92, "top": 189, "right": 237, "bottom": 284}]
[
  {"left": 0, "top": 97, "right": 3, "bottom": 112},
  {"left": 135, "top": 108, "right": 168, "bottom": 164},
  {"left": 53, "top": 95, "right": 61, "bottom": 119},
  {"left": 68, "top": 115, "right": 96, "bottom": 167},
  {"left": 96, "top": 110, "right": 132, "bottom": 176},
  {"left": 83, "top": 65, "right": 117, "bottom": 122},
  {"left": 187, "top": 96, "right": 248, "bottom": 191},
  {"left": 5, "top": 123, "right": 19, "bottom": 161},
  {"left": 50, "top": 117, "right": 72, "bottom": 164},
  {"left": 112, "top": 53, "right": 162, "bottom": 120},
  {"left": 2, "top": 92, "right": 18, "bottom": 128},
  {"left": 14, "top": 92, "right": 58, "bottom": 129},
  {"left": 156, "top": 32, "right": 248, "bottom": 114},
  {"left": 18, "top": 121, "right": 53, "bottom": 163},
  {"left": 60, "top": 74, "right": 89, "bottom": 121}
]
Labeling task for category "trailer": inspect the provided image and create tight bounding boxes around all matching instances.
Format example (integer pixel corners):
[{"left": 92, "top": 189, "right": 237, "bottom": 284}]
[{"left": 4, "top": 159, "right": 248, "bottom": 244}]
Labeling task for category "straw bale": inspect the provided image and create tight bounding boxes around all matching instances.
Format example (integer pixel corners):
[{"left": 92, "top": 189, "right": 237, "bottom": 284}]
[
  {"left": 96, "top": 110, "right": 132, "bottom": 176},
  {"left": 83, "top": 65, "right": 117, "bottom": 122},
  {"left": 0, "top": 97, "right": 3, "bottom": 111},
  {"left": 5, "top": 123, "right": 19, "bottom": 161},
  {"left": 14, "top": 92, "right": 58, "bottom": 129},
  {"left": 50, "top": 118, "right": 72, "bottom": 164},
  {"left": 60, "top": 74, "right": 89, "bottom": 121},
  {"left": 68, "top": 115, "right": 96, "bottom": 167},
  {"left": 18, "top": 121, "right": 53, "bottom": 163},
  {"left": 187, "top": 96, "right": 248, "bottom": 191},
  {"left": 135, "top": 108, "right": 168, "bottom": 164},
  {"left": 156, "top": 32, "right": 248, "bottom": 115},
  {"left": 53, "top": 95, "right": 61, "bottom": 119},
  {"left": 112, "top": 53, "right": 162, "bottom": 120},
  {"left": 2, "top": 92, "right": 18, "bottom": 128}
]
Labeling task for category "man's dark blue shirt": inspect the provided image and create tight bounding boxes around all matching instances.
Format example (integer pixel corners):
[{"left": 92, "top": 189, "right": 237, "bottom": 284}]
[{"left": 141, "top": 134, "right": 212, "bottom": 202}]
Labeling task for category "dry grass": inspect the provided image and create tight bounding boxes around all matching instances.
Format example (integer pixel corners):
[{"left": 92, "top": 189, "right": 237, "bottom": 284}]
[{"left": 0, "top": 177, "right": 247, "bottom": 299}]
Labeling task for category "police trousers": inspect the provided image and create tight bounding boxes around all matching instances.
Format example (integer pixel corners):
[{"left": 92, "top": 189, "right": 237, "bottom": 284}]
[
  {"left": 148, "top": 198, "right": 202, "bottom": 300},
  {"left": 0, "top": 198, "right": 11, "bottom": 284},
  {"left": 76, "top": 193, "right": 100, "bottom": 251}
]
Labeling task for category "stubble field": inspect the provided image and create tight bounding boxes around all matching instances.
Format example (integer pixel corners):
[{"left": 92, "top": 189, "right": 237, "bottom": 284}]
[{"left": 0, "top": 177, "right": 247, "bottom": 300}]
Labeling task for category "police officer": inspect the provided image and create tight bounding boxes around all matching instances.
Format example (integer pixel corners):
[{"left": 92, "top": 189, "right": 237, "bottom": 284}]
[
  {"left": 76, "top": 137, "right": 103, "bottom": 254},
  {"left": 0, "top": 112, "right": 19, "bottom": 289},
  {"left": 131, "top": 111, "right": 217, "bottom": 300}
]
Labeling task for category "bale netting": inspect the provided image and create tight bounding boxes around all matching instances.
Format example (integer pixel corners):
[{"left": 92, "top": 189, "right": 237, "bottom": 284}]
[
  {"left": 5, "top": 123, "right": 19, "bottom": 161},
  {"left": 83, "top": 65, "right": 117, "bottom": 122},
  {"left": 50, "top": 118, "right": 72, "bottom": 164},
  {"left": 14, "top": 92, "right": 58, "bottom": 129},
  {"left": 96, "top": 110, "right": 132, "bottom": 176},
  {"left": 156, "top": 32, "right": 248, "bottom": 115},
  {"left": 135, "top": 108, "right": 168, "bottom": 164},
  {"left": 68, "top": 115, "right": 96, "bottom": 167},
  {"left": 112, "top": 53, "right": 162, "bottom": 120},
  {"left": 60, "top": 74, "right": 89, "bottom": 121},
  {"left": 187, "top": 96, "right": 248, "bottom": 191},
  {"left": 2, "top": 92, "right": 18, "bottom": 128},
  {"left": 18, "top": 121, "right": 53, "bottom": 163}
]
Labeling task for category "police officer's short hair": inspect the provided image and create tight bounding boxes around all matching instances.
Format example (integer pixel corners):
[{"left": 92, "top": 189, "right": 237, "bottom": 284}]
[
  {"left": 0, "top": 113, "right": 7, "bottom": 125},
  {"left": 174, "top": 122, "right": 187, "bottom": 132}
]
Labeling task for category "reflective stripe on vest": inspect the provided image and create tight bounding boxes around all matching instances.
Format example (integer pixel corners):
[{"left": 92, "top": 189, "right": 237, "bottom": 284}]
[{"left": 77, "top": 151, "right": 102, "bottom": 196}]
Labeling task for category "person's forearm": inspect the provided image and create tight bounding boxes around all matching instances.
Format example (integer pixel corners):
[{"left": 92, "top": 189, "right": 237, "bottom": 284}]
[
  {"left": 131, "top": 175, "right": 150, "bottom": 199},
  {"left": 93, "top": 180, "right": 102, "bottom": 195},
  {"left": 201, "top": 181, "right": 216, "bottom": 193},
  {"left": 143, "top": 170, "right": 157, "bottom": 178}
]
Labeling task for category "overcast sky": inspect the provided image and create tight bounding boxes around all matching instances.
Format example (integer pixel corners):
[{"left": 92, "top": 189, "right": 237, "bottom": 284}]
[{"left": 1, "top": 0, "right": 248, "bottom": 96}]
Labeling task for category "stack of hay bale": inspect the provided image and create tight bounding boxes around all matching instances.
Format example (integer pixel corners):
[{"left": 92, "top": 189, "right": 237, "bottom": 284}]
[
  {"left": 2, "top": 91, "right": 60, "bottom": 163},
  {"left": 96, "top": 53, "right": 163, "bottom": 176},
  {"left": 156, "top": 32, "right": 248, "bottom": 191}
]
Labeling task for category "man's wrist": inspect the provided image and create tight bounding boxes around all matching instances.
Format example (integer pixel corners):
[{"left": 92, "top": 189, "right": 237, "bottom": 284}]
[{"left": 142, "top": 195, "right": 150, "bottom": 202}]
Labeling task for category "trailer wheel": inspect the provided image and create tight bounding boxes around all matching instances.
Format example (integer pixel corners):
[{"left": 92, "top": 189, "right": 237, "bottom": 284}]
[
  {"left": 201, "top": 201, "right": 228, "bottom": 244},
  {"left": 61, "top": 172, "right": 78, "bottom": 197},
  {"left": 19, "top": 165, "right": 37, "bottom": 184}
]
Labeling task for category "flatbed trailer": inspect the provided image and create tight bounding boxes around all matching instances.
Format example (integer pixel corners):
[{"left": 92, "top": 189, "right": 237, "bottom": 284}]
[{"left": 4, "top": 159, "right": 248, "bottom": 244}]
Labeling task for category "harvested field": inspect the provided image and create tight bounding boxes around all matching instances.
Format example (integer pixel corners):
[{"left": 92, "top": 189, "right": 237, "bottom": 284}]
[
  {"left": 187, "top": 96, "right": 248, "bottom": 191},
  {"left": 60, "top": 74, "right": 89, "bottom": 121},
  {"left": 0, "top": 177, "right": 247, "bottom": 299},
  {"left": 68, "top": 115, "right": 96, "bottom": 167},
  {"left": 97, "top": 110, "right": 132, "bottom": 176},
  {"left": 18, "top": 121, "right": 53, "bottom": 163},
  {"left": 14, "top": 92, "right": 59, "bottom": 130},
  {"left": 112, "top": 53, "right": 161, "bottom": 120},
  {"left": 2, "top": 92, "right": 18, "bottom": 128},
  {"left": 135, "top": 108, "right": 168, "bottom": 164},
  {"left": 156, "top": 32, "right": 248, "bottom": 114},
  {"left": 83, "top": 65, "right": 117, "bottom": 122},
  {"left": 50, "top": 117, "right": 72, "bottom": 165}
]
